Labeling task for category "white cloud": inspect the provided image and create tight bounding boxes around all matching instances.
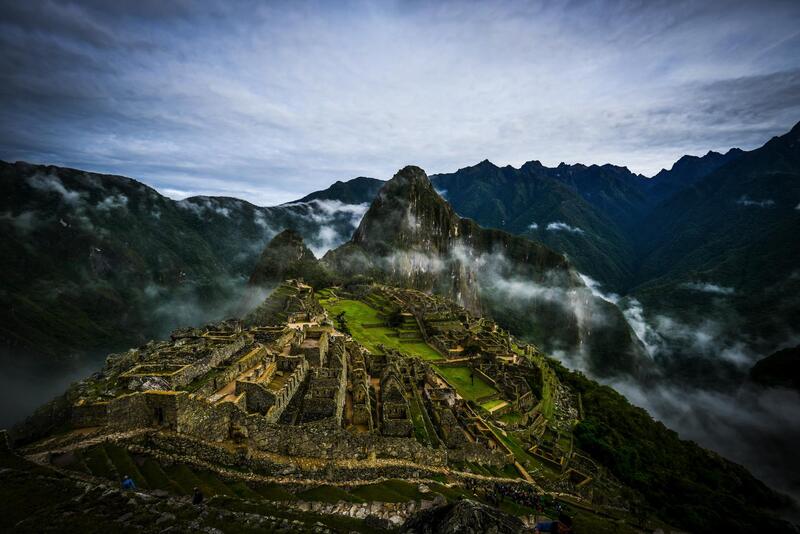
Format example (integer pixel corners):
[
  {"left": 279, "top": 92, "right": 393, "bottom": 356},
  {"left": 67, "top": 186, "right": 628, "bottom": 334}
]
[
  {"left": 682, "top": 281, "right": 736, "bottom": 295},
  {"left": 177, "top": 198, "right": 231, "bottom": 218},
  {"left": 546, "top": 221, "right": 584, "bottom": 234},
  {"left": 578, "top": 273, "right": 620, "bottom": 304},
  {"left": 279, "top": 199, "right": 370, "bottom": 257},
  {"left": 96, "top": 193, "right": 128, "bottom": 211},
  {"left": 528, "top": 222, "right": 538, "bottom": 230},
  {"left": 27, "top": 174, "right": 83, "bottom": 205},
  {"left": 3, "top": 2, "right": 799, "bottom": 202},
  {"left": 0, "top": 210, "right": 39, "bottom": 233},
  {"left": 736, "top": 195, "right": 775, "bottom": 207}
]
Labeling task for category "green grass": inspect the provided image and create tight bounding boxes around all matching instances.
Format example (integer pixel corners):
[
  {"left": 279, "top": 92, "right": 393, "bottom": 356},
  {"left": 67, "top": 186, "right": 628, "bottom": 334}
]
[
  {"left": 500, "top": 497, "right": 536, "bottom": 517},
  {"left": 320, "top": 297, "right": 442, "bottom": 360},
  {"left": 139, "top": 458, "right": 183, "bottom": 493},
  {"left": 104, "top": 443, "right": 148, "bottom": 489},
  {"left": 499, "top": 412, "right": 523, "bottom": 425},
  {"left": 350, "top": 480, "right": 426, "bottom": 502},
  {"left": 254, "top": 483, "right": 297, "bottom": 501},
  {"left": 427, "top": 482, "right": 479, "bottom": 502},
  {"left": 227, "top": 481, "right": 262, "bottom": 500},
  {"left": 435, "top": 366, "right": 497, "bottom": 402},
  {"left": 194, "top": 470, "right": 234, "bottom": 496},
  {"left": 408, "top": 393, "right": 431, "bottom": 445},
  {"left": 162, "top": 463, "right": 207, "bottom": 495},
  {"left": 480, "top": 399, "right": 506, "bottom": 411},
  {"left": 208, "top": 495, "right": 378, "bottom": 533},
  {"left": 81, "top": 445, "right": 116, "bottom": 480},
  {"left": 296, "top": 485, "right": 364, "bottom": 503}
]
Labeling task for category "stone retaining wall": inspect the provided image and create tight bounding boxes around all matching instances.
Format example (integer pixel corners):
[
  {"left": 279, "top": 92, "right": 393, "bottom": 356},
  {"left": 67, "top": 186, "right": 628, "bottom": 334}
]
[
  {"left": 181, "top": 336, "right": 248, "bottom": 387},
  {"left": 71, "top": 401, "right": 109, "bottom": 427}
]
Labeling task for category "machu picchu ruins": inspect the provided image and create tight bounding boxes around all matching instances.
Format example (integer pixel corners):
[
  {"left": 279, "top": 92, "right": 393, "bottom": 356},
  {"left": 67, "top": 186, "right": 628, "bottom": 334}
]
[{"left": 3, "top": 278, "right": 634, "bottom": 532}]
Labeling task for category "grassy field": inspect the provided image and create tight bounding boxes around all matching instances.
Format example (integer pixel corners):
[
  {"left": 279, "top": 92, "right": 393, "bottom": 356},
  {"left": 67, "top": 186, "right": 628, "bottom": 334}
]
[
  {"left": 435, "top": 366, "right": 496, "bottom": 402},
  {"left": 480, "top": 399, "right": 506, "bottom": 411},
  {"left": 319, "top": 295, "right": 443, "bottom": 360}
]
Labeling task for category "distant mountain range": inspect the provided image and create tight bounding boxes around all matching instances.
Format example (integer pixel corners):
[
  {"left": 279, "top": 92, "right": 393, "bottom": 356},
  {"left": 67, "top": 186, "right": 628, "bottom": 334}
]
[
  {"left": 432, "top": 122, "right": 800, "bottom": 385},
  {"left": 0, "top": 162, "right": 371, "bottom": 366},
  {"left": 2, "top": 121, "right": 799, "bottom": 387}
]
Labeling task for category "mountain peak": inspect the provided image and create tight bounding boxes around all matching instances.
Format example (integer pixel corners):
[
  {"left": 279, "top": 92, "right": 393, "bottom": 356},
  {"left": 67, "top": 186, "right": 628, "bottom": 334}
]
[
  {"left": 351, "top": 165, "right": 457, "bottom": 252},
  {"left": 294, "top": 176, "right": 384, "bottom": 205},
  {"left": 392, "top": 164, "right": 430, "bottom": 185},
  {"left": 249, "top": 228, "right": 327, "bottom": 287}
]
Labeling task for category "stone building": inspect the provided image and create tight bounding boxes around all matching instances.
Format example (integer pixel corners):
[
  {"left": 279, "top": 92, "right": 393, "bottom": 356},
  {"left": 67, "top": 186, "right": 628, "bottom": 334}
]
[{"left": 379, "top": 363, "right": 413, "bottom": 438}]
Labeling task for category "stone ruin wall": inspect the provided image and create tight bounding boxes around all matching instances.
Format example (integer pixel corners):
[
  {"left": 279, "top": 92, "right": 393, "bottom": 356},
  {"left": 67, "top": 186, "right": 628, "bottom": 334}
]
[
  {"left": 244, "top": 417, "right": 447, "bottom": 466},
  {"left": 301, "top": 361, "right": 347, "bottom": 425},
  {"left": 176, "top": 393, "right": 237, "bottom": 442},
  {"left": 193, "top": 346, "right": 268, "bottom": 397},
  {"left": 236, "top": 380, "right": 275, "bottom": 415},
  {"left": 231, "top": 355, "right": 308, "bottom": 420},
  {"left": 179, "top": 336, "right": 248, "bottom": 387},
  {"left": 266, "top": 358, "right": 309, "bottom": 423},
  {"left": 71, "top": 401, "right": 109, "bottom": 428},
  {"left": 21, "top": 382, "right": 501, "bottom": 470}
]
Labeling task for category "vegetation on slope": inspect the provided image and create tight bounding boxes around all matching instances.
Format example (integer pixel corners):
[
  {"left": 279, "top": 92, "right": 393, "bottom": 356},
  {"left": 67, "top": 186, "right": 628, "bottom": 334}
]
[{"left": 551, "top": 361, "right": 795, "bottom": 533}]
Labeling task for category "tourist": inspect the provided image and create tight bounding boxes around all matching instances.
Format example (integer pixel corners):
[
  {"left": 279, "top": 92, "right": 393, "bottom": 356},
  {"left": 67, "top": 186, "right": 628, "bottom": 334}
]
[
  {"left": 193, "top": 487, "right": 204, "bottom": 505},
  {"left": 121, "top": 475, "right": 136, "bottom": 490}
]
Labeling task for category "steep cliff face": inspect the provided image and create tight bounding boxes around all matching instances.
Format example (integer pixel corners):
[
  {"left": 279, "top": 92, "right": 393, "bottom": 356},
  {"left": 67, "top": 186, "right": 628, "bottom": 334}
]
[
  {"left": 339, "top": 165, "right": 483, "bottom": 311},
  {"left": 325, "top": 166, "right": 649, "bottom": 378}
]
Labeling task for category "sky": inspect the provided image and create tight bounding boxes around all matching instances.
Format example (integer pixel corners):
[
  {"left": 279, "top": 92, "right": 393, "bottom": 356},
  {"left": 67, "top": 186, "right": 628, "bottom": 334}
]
[{"left": 1, "top": 0, "right": 799, "bottom": 205}]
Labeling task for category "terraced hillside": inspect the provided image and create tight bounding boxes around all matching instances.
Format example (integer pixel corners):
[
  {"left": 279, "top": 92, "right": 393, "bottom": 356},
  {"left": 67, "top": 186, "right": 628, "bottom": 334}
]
[{"left": 4, "top": 280, "right": 792, "bottom": 533}]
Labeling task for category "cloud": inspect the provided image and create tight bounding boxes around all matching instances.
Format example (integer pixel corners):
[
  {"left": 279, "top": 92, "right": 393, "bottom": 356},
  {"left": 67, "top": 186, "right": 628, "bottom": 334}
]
[
  {"left": 96, "top": 193, "right": 128, "bottom": 211},
  {"left": 2, "top": 1, "right": 799, "bottom": 202},
  {"left": 609, "top": 378, "right": 800, "bottom": 504},
  {"left": 0, "top": 210, "right": 39, "bottom": 233},
  {"left": 177, "top": 197, "right": 231, "bottom": 217},
  {"left": 546, "top": 221, "right": 584, "bottom": 234},
  {"left": 682, "top": 281, "right": 736, "bottom": 295},
  {"left": 27, "top": 174, "right": 83, "bottom": 205},
  {"left": 280, "top": 199, "right": 369, "bottom": 257},
  {"left": 621, "top": 298, "right": 663, "bottom": 358},
  {"left": 578, "top": 273, "right": 620, "bottom": 304},
  {"left": 737, "top": 195, "right": 775, "bottom": 207},
  {"left": 253, "top": 210, "right": 272, "bottom": 231},
  {"left": 528, "top": 222, "right": 538, "bottom": 230}
]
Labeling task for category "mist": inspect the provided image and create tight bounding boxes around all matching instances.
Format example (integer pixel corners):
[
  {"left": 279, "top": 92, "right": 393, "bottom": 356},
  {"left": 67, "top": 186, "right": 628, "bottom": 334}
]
[
  {"left": 611, "top": 377, "right": 800, "bottom": 508},
  {"left": 569, "top": 275, "right": 800, "bottom": 508},
  {"left": 0, "top": 348, "right": 103, "bottom": 428}
]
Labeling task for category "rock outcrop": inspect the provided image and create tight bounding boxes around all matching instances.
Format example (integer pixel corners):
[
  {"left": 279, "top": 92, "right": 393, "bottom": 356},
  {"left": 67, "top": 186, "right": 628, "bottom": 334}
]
[
  {"left": 401, "top": 499, "right": 527, "bottom": 534},
  {"left": 249, "top": 228, "right": 330, "bottom": 288}
]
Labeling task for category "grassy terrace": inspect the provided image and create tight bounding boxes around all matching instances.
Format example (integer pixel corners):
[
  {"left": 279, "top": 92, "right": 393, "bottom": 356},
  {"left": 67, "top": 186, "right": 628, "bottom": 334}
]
[
  {"left": 435, "top": 366, "right": 496, "bottom": 403},
  {"left": 480, "top": 399, "right": 506, "bottom": 411},
  {"left": 318, "top": 291, "right": 442, "bottom": 361},
  {"left": 318, "top": 290, "right": 507, "bottom": 408}
]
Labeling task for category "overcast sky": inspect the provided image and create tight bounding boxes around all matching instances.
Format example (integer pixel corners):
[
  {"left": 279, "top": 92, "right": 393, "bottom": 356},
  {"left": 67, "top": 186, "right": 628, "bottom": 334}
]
[{"left": 1, "top": 0, "right": 799, "bottom": 205}]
